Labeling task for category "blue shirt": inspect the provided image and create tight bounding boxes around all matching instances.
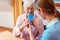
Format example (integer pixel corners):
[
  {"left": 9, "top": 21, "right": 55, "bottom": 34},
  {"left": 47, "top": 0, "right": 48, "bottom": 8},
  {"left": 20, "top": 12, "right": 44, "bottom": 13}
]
[{"left": 40, "top": 18, "right": 60, "bottom": 40}]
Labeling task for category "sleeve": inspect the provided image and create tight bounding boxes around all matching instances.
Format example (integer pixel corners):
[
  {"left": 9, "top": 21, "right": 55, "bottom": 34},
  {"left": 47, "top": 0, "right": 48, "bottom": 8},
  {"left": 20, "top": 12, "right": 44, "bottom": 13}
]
[
  {"left": 34, "top": 15, "right": 44, "bottom": 40},
  {"left": 13, "top": 16, "right": 22, "bottom": 36},
  {"left": 38, "top": 17, "right": 44, "bottom": 30},
  {"left": 36, "top": 15, "right": 44, "bottom": 31},
  {"left": 40, "top": 29, "right": 50, "bottom": 40},
  {"left": 15, "top": 16, "right": 22, "bottom": 27},
  {"left": 35, "top": 10, "right": 44, "bottom": 31},
  {"left": 40, "top": 28, "right": 57, "bottom": 40}
]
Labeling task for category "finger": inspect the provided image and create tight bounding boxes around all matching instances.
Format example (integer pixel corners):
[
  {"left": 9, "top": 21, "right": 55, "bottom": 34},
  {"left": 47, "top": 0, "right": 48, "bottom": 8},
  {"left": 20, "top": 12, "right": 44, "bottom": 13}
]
[
  {"left": 24, "top": 22, "right": 29, "bottom": 26},
  {"left": 25, "top": 19, "right": 29, "bottom": 23},
  {"left": 25, "top": 18, "right": 28, "bottom": 20},
  {"left": 28, "top": 25, "right": 31, "bottom": 28},
  {"left": 24, "top": 20, "right": 29, "bottom": 24}
]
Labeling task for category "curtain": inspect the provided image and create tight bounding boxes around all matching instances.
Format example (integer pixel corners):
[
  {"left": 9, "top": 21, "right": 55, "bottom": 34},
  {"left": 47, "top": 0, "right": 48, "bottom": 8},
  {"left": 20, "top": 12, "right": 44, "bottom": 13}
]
[{"left": 11, "top": 0, "right": 23, "bottom": 26}]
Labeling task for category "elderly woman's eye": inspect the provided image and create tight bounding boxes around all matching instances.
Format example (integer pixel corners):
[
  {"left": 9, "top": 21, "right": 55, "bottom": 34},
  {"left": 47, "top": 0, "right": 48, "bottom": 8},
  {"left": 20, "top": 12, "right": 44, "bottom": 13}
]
[{"left": 28, "top": 8, "right": 29, "bottom": 9}]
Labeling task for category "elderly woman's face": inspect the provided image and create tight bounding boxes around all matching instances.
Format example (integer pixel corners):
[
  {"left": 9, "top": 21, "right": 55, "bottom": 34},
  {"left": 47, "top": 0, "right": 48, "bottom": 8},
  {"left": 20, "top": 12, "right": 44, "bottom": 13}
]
[{"left": 25, "top": 4, "right": 34, "bottom": 14}]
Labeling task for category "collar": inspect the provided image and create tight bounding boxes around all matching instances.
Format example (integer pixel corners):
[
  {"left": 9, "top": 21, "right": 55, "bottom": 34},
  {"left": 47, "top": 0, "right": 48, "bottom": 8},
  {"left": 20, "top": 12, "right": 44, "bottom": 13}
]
[{"left": 47, "top": 18, "right": 59, "bottom": 28}]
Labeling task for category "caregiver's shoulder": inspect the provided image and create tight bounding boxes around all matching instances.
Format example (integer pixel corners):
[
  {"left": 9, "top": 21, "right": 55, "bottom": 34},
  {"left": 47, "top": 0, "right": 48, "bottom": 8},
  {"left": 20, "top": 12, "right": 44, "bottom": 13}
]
[{"left": 48, "top": 22, "right": 60, "bottom": 40}]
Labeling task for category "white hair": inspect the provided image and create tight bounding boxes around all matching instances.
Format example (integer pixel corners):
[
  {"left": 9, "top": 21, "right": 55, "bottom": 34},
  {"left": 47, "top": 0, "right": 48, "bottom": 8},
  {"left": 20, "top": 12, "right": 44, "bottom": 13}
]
[
  {"left": 22, "top": 0, "right": 35, "bottom": 12},
  {"left": 34, "top": 0, "right": 40, "bottom": 10},
  {"left": 22, "top": 0, "right": 35, "bottom": 3}
]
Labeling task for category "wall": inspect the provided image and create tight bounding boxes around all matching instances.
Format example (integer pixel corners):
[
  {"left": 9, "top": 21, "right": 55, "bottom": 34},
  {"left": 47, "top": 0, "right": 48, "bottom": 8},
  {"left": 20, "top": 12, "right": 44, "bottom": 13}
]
[
  {"left": 0, "top": 0, "right": 14, "bottom": 28},
  {"left": 0, "top": 12, "right": 14, "bottom": 28}
]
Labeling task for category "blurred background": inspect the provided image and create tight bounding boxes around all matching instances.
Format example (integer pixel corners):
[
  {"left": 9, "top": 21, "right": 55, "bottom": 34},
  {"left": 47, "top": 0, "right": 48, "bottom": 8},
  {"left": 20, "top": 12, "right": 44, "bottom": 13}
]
[
  {"left": 0, "top": 0, "right": 13, "bottom": 28},
  {"left": 0, "top": 0, "right": 60, "bottom": 28}
]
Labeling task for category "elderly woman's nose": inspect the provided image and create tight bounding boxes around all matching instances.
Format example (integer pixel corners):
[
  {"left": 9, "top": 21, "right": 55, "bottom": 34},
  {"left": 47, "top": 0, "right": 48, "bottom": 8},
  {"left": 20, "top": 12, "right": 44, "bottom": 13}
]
[{"left": 29, "top": 10, "right": 32, "bottom": 13}]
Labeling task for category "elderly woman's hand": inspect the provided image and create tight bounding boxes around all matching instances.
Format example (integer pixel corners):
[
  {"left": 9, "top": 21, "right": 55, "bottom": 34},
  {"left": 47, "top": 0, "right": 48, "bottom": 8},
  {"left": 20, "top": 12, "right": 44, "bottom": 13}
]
[
  {"left": 19, "top": 18, "right": 30, "bottom": 32},
  {"left": 27, "top": 24, "right": 32, "bottom": 34}
]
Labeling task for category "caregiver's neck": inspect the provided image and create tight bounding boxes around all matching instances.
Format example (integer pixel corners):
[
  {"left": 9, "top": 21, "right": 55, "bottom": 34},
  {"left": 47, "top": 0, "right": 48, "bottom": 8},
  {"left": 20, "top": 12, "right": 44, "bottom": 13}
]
[{"left": 46, "top": 13, "right": 56, "bottom": 22}]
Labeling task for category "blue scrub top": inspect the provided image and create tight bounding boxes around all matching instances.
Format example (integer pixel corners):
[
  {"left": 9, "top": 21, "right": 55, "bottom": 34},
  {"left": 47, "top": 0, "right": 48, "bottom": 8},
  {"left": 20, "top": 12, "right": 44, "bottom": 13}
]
[{"left": 40, "top": 18, "right": 60, "bottom": 40}]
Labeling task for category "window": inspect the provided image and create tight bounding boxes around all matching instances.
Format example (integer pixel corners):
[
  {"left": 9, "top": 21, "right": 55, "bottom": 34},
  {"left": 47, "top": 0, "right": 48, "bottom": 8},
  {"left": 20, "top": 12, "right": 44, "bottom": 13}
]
[
  {"left": 54, "top": 0, "right": 60, "bottom": 7},
  {"left": 54, "top": 0, "right": 60, "bottom": 3}
]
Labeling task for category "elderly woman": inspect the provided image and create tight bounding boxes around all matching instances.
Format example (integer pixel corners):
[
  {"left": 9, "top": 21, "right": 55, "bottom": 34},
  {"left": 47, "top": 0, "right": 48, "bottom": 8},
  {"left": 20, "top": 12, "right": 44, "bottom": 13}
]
[
  {"left": 13, "top": 0, "right": 44, "bottom": 40},
  {"left": 28, "top": 0, "right": 60, "bottom": 40}
]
